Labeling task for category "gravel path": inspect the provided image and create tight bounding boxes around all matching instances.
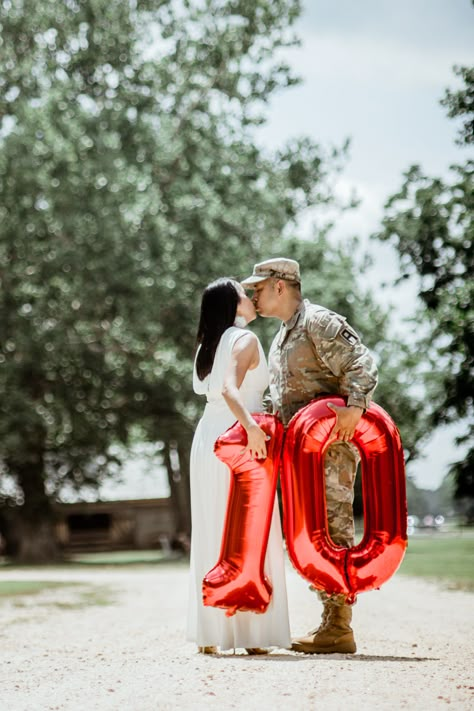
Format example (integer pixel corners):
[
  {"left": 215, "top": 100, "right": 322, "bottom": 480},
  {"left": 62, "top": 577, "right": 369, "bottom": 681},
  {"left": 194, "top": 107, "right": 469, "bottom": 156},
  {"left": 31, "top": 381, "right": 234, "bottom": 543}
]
[{"left": 0, "top": 561, "right": 473, "bottom": 710}]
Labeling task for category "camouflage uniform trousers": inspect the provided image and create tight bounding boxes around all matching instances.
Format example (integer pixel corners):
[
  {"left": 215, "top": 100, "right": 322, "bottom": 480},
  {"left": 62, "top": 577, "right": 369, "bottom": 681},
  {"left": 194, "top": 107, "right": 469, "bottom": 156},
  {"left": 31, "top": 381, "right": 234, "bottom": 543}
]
[{"left": 318, "top": 439, "right": 359, "bottom": 606}]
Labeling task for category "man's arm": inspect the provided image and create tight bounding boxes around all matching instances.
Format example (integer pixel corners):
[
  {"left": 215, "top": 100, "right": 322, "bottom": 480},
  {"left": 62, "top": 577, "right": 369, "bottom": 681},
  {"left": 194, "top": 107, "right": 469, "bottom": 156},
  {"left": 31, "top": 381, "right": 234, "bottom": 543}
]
[
  {"left": 308, "top": 311, "right": 378, "bottom": 440},
  {"left": 308, "top": 311, "right": 378, "bottom": 408}
]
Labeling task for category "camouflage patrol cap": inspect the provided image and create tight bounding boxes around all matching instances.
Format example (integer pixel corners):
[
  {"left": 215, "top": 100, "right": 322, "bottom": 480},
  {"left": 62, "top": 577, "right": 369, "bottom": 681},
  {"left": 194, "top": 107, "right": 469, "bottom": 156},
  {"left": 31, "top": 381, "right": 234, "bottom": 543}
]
[{"left": 241, "top": 257, "right": 301, "bottom": 286}]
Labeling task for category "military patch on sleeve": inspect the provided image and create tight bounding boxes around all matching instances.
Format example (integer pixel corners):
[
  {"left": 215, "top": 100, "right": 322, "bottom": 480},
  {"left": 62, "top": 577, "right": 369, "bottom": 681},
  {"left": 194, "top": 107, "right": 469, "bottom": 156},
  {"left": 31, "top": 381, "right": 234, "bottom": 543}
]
[{"left": 339, "top": 327, "right": 359, "bottom": 346}]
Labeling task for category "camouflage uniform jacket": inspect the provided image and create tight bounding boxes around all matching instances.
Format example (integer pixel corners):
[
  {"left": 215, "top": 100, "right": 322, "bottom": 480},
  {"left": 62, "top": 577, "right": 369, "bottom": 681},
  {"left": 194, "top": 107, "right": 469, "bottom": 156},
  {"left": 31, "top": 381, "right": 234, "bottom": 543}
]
[{"left": 268, "top": 300, "right": 378, "bottom": 426}]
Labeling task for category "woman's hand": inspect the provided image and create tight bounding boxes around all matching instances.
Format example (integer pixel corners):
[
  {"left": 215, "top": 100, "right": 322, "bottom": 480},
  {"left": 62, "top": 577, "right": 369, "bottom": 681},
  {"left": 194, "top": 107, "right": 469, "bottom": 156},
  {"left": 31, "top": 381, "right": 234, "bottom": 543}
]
[{"left": 245, "top": 422, "right": 270, "bottom": 459}]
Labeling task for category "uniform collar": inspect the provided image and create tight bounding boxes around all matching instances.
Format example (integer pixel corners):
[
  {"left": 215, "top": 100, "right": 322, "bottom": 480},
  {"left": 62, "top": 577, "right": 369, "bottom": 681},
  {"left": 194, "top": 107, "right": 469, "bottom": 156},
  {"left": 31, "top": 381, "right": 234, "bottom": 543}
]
[
  {"left": 284, "top": 299, "right": 306, "bottom": 329},
  {"left": 277, "top": 300, "right": 306, "bottom": 347}
]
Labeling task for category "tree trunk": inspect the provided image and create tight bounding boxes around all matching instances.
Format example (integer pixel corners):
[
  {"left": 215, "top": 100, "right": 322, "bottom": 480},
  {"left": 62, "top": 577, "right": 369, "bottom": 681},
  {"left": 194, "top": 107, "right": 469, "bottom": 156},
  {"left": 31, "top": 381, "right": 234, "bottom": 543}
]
[
  {"left": 163, "top": 434, "right": 192, "bottom": 551},
  {"left": 176, "top": 434, "right": 192, "bottom": 539},
  {"left": 10, "top": 515, "right": 59, "bottom": 563},
  {"left": 7, "top": 458, "right": 60, "bottom": 563},
  {"left": 163, "top": 440, "right": 187, "bottom": 544}
]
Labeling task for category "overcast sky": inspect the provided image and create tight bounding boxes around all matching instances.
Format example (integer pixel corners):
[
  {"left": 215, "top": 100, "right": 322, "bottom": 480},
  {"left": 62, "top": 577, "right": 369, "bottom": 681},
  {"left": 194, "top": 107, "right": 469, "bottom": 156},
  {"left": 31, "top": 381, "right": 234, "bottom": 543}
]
[{"left": 256, "top": 0, "right": 473, "bottom": 490}]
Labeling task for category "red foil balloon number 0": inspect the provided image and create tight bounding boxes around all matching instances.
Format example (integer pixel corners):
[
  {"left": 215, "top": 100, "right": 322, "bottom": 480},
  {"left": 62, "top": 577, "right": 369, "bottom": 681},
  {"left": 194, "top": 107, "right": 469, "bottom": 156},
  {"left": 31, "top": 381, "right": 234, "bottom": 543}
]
[
  {"left": 282, "top": 397, "right": 408, "bottom": 602},
  {"left": 203, "top": 398, "right": 407, "bottom": 614}
]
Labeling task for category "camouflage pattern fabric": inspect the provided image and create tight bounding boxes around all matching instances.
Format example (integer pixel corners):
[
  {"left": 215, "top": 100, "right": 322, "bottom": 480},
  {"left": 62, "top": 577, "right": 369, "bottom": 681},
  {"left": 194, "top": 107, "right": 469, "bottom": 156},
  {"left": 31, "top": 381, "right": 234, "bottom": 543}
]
[
  {"left": 268, "top": 299, "right": 378, "bottom": 600},
  {"left": 317, "top": 590, "right": 350, "bottom": 606},
  {"left": 324, "top": 440, "right": 359, "bottom": 548},
  {"left": 309, "top": 442, "right": 358, "bottom": 603},
  {"left": 268, "top": 300, "right": 378, "bottom": 427}
]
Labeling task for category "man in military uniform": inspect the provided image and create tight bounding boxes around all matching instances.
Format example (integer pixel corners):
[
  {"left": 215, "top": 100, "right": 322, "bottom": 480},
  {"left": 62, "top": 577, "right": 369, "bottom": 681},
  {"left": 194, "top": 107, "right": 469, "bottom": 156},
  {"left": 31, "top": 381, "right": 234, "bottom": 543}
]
[{"left": 241, "top": 257, "right": 378, "bottom": 654}]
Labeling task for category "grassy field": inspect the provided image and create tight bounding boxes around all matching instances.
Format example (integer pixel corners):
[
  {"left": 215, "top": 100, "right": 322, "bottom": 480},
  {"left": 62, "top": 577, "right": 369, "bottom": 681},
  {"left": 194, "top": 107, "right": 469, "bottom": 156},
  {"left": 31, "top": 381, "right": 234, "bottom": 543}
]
[
  {"left": 398, "top": 534, "right": 474, "bottom": 591},
  {"left": 0, "top": 581, "right": 73, "bottom": 597},
  {"left": 0, "top": 534, "right": 473, "bottom": 598},
  {"left": 67, "top": 549, "right": 180, "bottom": 565}
]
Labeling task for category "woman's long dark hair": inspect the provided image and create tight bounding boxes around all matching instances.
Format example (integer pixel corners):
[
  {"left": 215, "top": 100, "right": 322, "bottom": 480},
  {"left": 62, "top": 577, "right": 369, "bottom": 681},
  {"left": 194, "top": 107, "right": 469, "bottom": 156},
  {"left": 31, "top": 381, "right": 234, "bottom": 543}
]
[{"left": 195, "top": 278, "right": 240, "bottom": 380}]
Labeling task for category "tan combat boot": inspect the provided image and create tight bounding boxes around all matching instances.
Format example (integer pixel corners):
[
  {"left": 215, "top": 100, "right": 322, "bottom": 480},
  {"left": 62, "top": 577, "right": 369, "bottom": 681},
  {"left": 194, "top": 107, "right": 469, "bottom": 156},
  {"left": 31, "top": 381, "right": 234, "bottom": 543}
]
[
  {"left": 291, "top": 601, "right": 356, "bottom": 654},
  {"left": 290, "top": 597, "right": 330, "bottom": 651},
  {"left": 198, "top": 646, "right": 217, "bottom": 654}
]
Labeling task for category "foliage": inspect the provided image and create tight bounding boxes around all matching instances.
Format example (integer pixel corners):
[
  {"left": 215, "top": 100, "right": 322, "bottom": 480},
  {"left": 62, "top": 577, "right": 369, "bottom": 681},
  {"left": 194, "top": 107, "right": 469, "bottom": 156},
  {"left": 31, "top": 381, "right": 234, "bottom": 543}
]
[
  {"left": 441, "top": 65, "right": 474, "bottom": 146},
  {"left": 375, "top": 65, "right": 474, "bottom": 500},
  {"left": 0, "top": 0, "right": 436, "bottom": 561},
  {"left": 404, "top": 475, "right": 459, "bottom": 519},
  {"left": 0, "top": 0, "right": 351, "bottom": 559}
]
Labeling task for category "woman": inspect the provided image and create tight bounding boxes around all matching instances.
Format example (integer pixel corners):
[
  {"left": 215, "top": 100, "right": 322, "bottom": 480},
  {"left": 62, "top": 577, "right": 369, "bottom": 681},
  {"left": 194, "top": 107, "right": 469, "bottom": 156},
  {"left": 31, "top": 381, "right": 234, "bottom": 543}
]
[{"left": 186, "top": 278, "right": 290, "bottom": 654}]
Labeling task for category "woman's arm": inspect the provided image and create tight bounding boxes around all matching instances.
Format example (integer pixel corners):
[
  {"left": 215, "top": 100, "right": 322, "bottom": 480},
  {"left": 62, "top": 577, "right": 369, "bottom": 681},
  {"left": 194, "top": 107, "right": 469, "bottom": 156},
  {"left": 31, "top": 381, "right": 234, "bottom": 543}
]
[{"left": 221, "top": 333, "right": 269, "bottom": 459}]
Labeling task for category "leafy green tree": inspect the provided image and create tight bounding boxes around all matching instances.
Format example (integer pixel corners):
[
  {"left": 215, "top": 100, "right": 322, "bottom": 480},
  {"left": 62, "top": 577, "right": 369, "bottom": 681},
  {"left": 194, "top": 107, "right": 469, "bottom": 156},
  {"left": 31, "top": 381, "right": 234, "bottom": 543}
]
[
  {"left": 0, "top": 0, "right": 435, "bottom": 561},
  {"left": 375, "top": 66, "right": 474, "bottom": 503},
  {"left": 0, "top": 0, "right": 351, "bottom": 560},
  {"left": 441, "top": 65, "right": 474, "bottom": 146}
]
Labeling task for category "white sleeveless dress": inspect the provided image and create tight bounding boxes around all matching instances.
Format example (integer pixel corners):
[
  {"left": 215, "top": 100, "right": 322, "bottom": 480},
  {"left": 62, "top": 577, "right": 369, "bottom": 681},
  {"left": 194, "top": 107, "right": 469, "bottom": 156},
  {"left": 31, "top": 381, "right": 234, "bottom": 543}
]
[{"left": 186, "top": 327, "right": 291, "bottom": 650}]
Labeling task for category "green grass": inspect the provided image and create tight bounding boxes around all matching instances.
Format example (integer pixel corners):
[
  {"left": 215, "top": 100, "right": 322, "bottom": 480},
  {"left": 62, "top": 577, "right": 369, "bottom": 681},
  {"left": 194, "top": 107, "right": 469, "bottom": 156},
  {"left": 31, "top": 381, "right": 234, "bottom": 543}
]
[
  {"left": 0, "top": 580, "right": 114, "bottom": 615},
  {"left": 0, "top": 580, "right": 72, "bottom": 597},
  {"left": 1, "top": 537, "right": 473, "bottom": 599},
  {"left": 399, "top": 535, "right": 474, "bottom": 591},
  {"left": 39, "top": 588, "right": 113, "bottom": 609},
  {"left": 0, "top": 548, "right": 186, "bottom": 569},
  {"left": 68, "top": 549, "right": 180, "bottom": 565}
]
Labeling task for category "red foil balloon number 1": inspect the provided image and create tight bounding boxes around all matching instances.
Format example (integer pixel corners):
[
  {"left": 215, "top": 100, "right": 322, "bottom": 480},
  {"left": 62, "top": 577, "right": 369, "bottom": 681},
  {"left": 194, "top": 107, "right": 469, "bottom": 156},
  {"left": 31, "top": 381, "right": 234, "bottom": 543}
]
[
  {"left": 202, "top": 414, "right": 284, "bottom": 617},
  {"left": 282, "top": 396, "right": 408, "bottom": 601}
]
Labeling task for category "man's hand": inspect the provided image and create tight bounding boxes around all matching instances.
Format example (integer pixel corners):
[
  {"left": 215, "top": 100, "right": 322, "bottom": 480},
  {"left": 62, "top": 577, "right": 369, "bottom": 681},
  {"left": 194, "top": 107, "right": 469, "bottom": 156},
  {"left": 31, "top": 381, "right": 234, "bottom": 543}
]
[{"left": 327, "top": 403, "right": 364, "bottom": 442}]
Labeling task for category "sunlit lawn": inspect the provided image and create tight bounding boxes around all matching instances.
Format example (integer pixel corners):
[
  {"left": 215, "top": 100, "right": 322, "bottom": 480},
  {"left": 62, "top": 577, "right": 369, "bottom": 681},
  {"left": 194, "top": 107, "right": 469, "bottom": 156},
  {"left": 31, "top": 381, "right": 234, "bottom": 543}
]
[
  {"left": 398, "top": 533, "right": 474, "bottom": 591},
  {"left": 0, "top": 548, "right": 182, "bottom": 570},
  {"left": 0, "top": 579, "right": 113, "bottom": 608},
  {"left": 68, "top": 549, "right": 180, "bottom": 565},
  {"left": 0, "top": 534, "right": 473, "bottom": 599},
  {"left": 0, "top": 549, "right": 182, "bottom": 600},
  {"left": 0, "top": 581, "right": 73, "bottom": 597}
]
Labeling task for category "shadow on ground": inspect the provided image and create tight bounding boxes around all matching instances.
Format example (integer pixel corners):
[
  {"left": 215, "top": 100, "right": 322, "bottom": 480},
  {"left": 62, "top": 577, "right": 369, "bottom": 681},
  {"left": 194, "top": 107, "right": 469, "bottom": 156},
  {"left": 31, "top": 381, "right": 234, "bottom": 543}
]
[{"left": 205, "top": 652, "right": 440, "bottom": 663}]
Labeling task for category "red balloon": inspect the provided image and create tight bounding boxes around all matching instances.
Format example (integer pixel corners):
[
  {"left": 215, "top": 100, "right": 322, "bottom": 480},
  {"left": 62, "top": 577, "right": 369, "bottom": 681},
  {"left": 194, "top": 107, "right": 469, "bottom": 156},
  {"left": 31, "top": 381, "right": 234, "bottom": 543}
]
[
  {"left": 281, "top": 396, "right": 407, "bottom": 601},
  {"left": 202, "top": 415, "right": 284, "bottom": 617}
]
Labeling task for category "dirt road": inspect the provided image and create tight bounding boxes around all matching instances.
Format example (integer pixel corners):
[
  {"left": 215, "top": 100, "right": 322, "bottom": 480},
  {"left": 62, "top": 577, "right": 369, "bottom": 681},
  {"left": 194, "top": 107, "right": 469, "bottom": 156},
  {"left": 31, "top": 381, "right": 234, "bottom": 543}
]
[{"left": 0, "top": 561, "right": 472, "bottom": 710}]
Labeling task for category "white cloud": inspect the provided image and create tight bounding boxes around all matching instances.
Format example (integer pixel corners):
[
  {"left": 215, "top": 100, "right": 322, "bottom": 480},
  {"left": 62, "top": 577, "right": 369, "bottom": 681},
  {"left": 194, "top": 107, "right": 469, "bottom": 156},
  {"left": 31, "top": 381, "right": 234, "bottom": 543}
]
[
  {"left": 288, "top": 29, "right": 473, "bottom": 90},
  {"left": 408, "top": 423, "right": 470, "bottom": 490}
]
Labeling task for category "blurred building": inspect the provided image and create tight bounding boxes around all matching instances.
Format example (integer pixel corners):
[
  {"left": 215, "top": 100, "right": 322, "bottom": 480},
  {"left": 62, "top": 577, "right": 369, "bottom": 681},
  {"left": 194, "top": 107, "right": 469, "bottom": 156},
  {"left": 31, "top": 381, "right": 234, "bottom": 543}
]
[
  {"left": 53, "top": 445, "right": 175, "bottom": 552},
  {"left": 54, "top": 498, "right": 174, "bottom": 553}
]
